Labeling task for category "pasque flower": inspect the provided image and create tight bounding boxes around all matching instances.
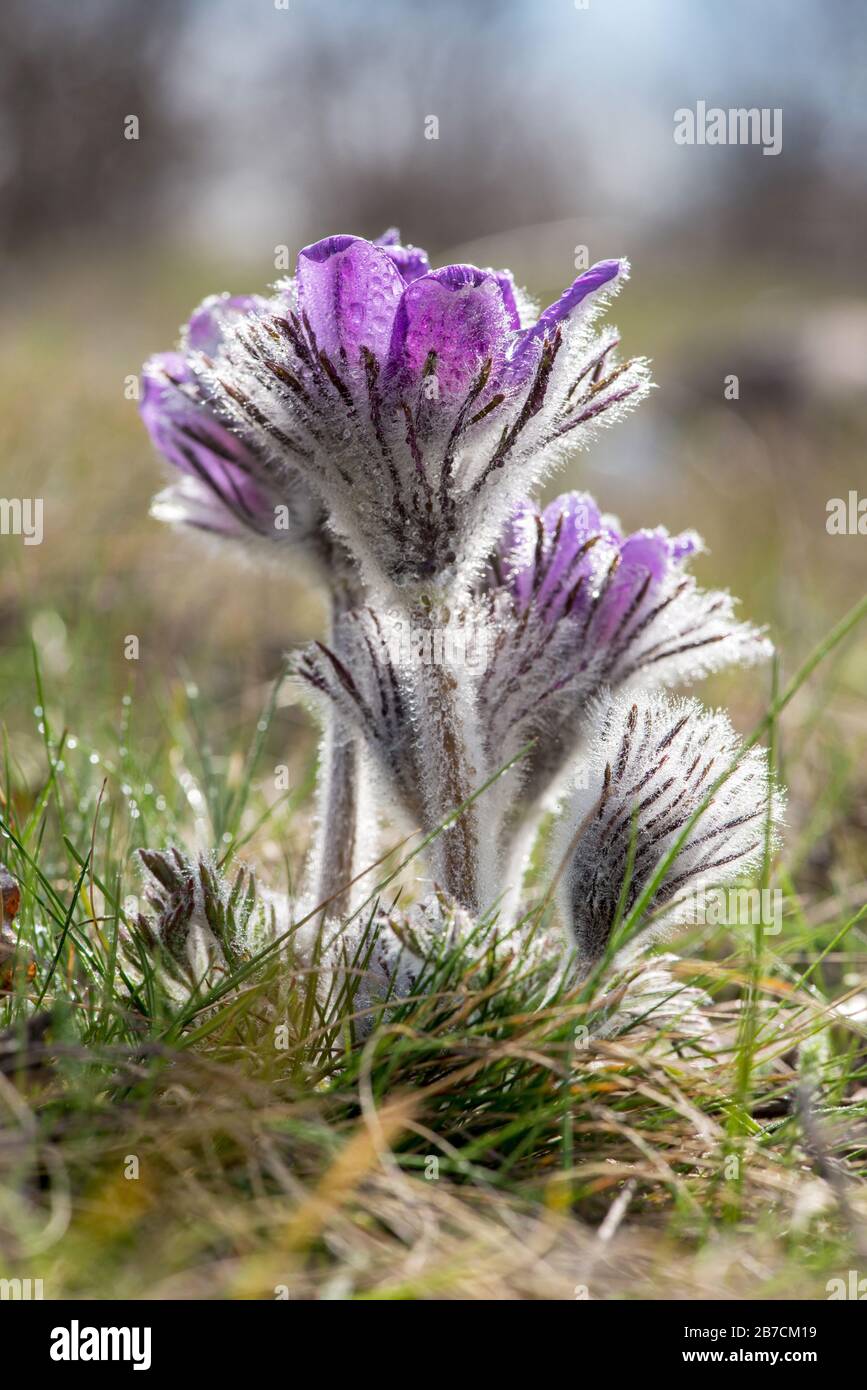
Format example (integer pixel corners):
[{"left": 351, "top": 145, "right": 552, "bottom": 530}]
[
  {"left": 551, "top": 691, "right": 782, "bottom": 969},
  {"left": 140, "top": 291, "right": 361, "bottom": 582},
  {"left": 295, "top": 489, "right": 771, "bottom": 913},
  {"left": 141, "top": 293, "right": 363, "bottom": 917},
  {"left": 479, "top": 491, "right": 771, "bottom": 807},
  {"left": 199, "top": 229, "right": 650, "bottom": 592},
  {"left": 141, "top": 227, "right": 783, "bottom": 1027},
  {"left": 125, "top": 848, "right": 265, "bottom": 1000}
]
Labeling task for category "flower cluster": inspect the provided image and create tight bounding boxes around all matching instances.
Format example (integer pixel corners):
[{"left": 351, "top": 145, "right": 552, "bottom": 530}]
[
  {"left": 295, "top": 492, "right": 771, "bottom": 908},
  {"left": 140, "top": 228, "right": 782, "bottom": 1026}
]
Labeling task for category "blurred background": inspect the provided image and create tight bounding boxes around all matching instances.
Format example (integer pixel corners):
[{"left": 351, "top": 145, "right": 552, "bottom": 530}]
[{"left": 1, "top": 0, "right": 865, "bottom": 886}]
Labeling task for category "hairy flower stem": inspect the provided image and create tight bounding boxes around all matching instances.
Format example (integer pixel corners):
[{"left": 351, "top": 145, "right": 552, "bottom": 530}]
[
  {"left": 411, "top": 601, "right": 486, "bottom": 915},
  {"left": 308, "top": 581, "right": 363, "bottom": 919},
  {"left": 309, "top": 721, "right": 359, "bottom": 919}
]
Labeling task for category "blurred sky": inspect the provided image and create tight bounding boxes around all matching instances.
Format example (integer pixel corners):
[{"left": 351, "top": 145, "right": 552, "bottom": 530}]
[{"left": 2, "top": 0, "right": 866, "bottom": 278}]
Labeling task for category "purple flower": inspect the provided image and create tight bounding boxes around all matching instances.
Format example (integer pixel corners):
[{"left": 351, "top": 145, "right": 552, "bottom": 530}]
[
  {"left": 140, "top": 233, "right": 783, "bottom": 940},
  {"left": 141, "top": 292, "right": 327, "bottom": 556},
  {"left": 479, "top": 491, "right": 771, "bottom": 806},
  {"left": 202, "top": 230, "right": 649, "bottom": 589}
]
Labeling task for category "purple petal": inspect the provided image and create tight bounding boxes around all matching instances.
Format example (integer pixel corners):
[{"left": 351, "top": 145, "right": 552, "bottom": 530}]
[
  {"left": 141, "top": 355, "right": 269, "bottom": 531},
  {"left": 140, "top": 353, "right": 196, "bottom": 471},
  {"left": 492, "top": 270, "right": 522, "bottom": 330},
  {"left": 515, "top": 259, "right": 627, "bottom": 360},
  {"left": 185, "top": 293, "right": 264, "bottom": 356},
  {"left": 491, "top": 496, "right": 699, "bottom": 637},
  {"left": 539, "top": 259, "right": 625, "bottom": 330},
  {"left": 671, "top": 529, "right": 702, "bottom": 562},
  {"left": 386, "top": 265, "right": 512, "bottom": 396},
  {"left": 495, "top": 492, "right": 606, "bottom": 615},
  {"left": 535, "top": 493, "right": 605, "bottom": 613},
  {"left": 596, "top": 527, "right": 677, "bottom": 638},
  {"left": 617, "top": 529, "right": 673, "bottom": 586},
  {"left": 383, "top": 242, "right": 431, "bottom": 284},
  {"left": 295, "top": 235, "right": 405, "bottom": 361},
  {"left": 374, "top": 227, "right": 431, "bottom": 283},
  {"left": 542, "top": 491, "right": 603, "bottom": 543},
  {"left": 151, "top": 478, "right": 254, "bottom": 539},
  {"left": 495, "top": 498, "right": 536, "bottom": 606}
]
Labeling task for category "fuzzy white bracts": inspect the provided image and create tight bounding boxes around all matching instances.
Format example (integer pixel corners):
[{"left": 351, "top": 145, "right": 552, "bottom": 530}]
[
  {"left": 588, "top": 953, "right": 715, "bottom": 1046},
  {"left": 303, "top": 892, "right": 484, "bottom": 1037},
  {"left": 551, "top": 692, "right": 783, "bottom": 968}
]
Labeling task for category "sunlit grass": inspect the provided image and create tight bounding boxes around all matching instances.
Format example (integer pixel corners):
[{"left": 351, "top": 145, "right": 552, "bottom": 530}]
[
  {"left": 1, "top": 256, "right": 866, "bottom": 1298},
  {"left": 0, "top": 591, "right": 865, "bottom": 1298}
]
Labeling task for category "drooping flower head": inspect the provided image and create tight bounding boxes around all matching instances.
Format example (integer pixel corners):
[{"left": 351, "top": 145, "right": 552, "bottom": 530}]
[
  {"left": 198, "top": 230, "right": 650, "bottom": 592},
  {"left": 479, "top": 492, "right": 772, "bottom": 807},
  {"left": 551, "top": 691, "right": 782, "bottom": 968},
  {"left": 141, "top": 291, "right": 351, "bottom": 581}
]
